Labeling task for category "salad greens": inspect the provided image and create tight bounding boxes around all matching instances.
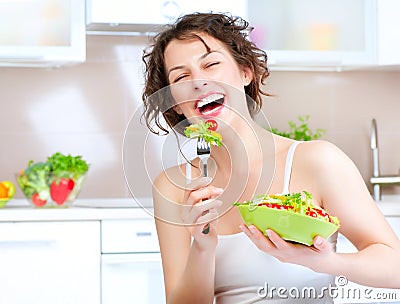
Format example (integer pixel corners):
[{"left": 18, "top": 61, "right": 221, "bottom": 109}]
[
  {"left": 184, "top": 121, "right": 222, "bottom": 147},
  {"left": 47, "top": 152, "right": 89, "bottom": 180},
  {"left": 234, "top": 191, "right": 340, "bottom": 226}
]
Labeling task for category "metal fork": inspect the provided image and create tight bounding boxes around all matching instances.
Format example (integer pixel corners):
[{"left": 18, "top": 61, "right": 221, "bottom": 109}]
[
  {"left": 197, "top": 137, "right": 210, "bottom": 177},
  {"left": 197, "top": 137, "right": 211, "bottom": 234}
]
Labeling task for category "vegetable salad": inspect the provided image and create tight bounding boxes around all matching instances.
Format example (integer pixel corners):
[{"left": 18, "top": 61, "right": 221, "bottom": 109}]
[
  {"left": 17, "top": 152, "right": 89, "bottom": 207},
  {"left": 235, "top": 191, "right": 340, "bottom": 226}
]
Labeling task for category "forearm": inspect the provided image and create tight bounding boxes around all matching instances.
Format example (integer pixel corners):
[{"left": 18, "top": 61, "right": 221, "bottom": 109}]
[
  {"left": 168, "top": 240, "right": 216, "bottom": 304},
  {"left": 317, "top": 244, "right": 400, "bottom": 288}
]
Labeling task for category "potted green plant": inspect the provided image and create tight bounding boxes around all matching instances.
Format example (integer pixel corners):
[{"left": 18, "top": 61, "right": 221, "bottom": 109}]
[{"left": 270, "top": 115, "right": 326, "bottom": 141}]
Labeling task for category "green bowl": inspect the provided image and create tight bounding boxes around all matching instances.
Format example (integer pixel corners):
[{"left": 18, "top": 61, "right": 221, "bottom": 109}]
[{"left": 237, "top": 204, "right": 339, "bottom": 246}]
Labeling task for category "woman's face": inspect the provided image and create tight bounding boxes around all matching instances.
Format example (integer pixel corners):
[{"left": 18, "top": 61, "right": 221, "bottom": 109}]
[{"left": 164, "top": 33, "right": 253, "bottom": 127}]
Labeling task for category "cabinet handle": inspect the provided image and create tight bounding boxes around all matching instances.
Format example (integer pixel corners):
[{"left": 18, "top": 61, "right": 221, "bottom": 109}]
[{"left": 136, "top": 231, "right": 152, "bottom": 237}]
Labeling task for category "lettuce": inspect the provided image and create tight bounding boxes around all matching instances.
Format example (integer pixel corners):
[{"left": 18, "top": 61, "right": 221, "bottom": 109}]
[{"left": 184, "top": 121, "right": 222, "bottom": 147}]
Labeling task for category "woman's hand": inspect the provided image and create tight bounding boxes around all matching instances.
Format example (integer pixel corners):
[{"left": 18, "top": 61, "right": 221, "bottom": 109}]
[
  {"left": 240, "top": 224, "right": 335, "bottom": 271},
  {"left": 180, "top": 177, "right": 223, "bottom": 251}
]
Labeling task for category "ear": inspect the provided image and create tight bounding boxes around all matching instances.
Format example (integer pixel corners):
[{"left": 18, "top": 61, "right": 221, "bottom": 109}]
[{"left": 242, "top": 66, "right": 253, "bottom": 86}]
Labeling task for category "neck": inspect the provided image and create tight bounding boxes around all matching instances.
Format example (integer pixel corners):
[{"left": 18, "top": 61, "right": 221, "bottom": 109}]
[
  {"left": 212, "top": 118, "right": 273, "bottom": 165},
  {"left": 210, "top": 119, "right": 275, "bottom": 198}
]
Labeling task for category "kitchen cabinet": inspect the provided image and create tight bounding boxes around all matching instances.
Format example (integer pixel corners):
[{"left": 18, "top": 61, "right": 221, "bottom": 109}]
[
  {"left": 247, "top": 0, "right": 400, "bottom": 71},
  {"left": 0, "top": 221, "right": 100, "bottom": 304},
  {"left": 0, "top": 205, "right": 165, "bottom": 304},
  {"left": 86, "top": 0, "right": 247, "bottom": 33},
  {"left": 101, "top": 219, "right": 165, "bottom": 304},
  {"left": 0, "top": 0, "right": 86, "bottom": 67}
]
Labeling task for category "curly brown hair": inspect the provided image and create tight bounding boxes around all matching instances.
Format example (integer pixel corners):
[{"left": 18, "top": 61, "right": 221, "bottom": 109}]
[{"left": 142, "top": 12, "right": 270, "bottom": 136}]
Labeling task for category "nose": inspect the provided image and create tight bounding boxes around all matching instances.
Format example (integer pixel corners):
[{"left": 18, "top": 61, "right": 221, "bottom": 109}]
[{"left": 192, "top": 78, "right": 208, "bottom": 90}]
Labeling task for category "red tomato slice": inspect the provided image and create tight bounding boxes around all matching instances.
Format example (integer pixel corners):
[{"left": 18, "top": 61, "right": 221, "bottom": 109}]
[
  {"left": 32, "top": 193, "right": 47, "bottom": 207},
  {"left": 205, "top": 119, "right": 218, "bottom": 131}
]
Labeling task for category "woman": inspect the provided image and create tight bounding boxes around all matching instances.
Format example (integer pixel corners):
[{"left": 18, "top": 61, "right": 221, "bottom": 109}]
[{"left": 141, "top": 12, "right": 400, "bottom": 303}]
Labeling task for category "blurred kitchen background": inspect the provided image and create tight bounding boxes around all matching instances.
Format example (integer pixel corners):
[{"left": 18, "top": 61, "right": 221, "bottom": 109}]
[{"left": 1, "top": 0, "right": 400, "bottom": 200}]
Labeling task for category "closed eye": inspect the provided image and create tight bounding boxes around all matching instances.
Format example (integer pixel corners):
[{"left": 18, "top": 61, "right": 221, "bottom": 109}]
[
  {"left": 173, "top": 74, "right": 188, "bottom": 83},
  {"left": 205, "top": 62, "right": 220, "bottom": 68}
]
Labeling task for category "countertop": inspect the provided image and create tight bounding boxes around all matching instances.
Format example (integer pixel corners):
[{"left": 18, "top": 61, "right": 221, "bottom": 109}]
[
  {"left": 1, "top": 196, "right": 400, "bottom": 222},
  {"left": 0, "top": 198, "right": 155, "bottom": 222}
]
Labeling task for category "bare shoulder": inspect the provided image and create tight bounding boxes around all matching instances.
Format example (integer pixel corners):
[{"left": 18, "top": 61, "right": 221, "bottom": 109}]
[
  {"left": 153, "top": 164, "right": 186, "bottom": 201},
  {"left": 292, "top": 140, "right": 367, "bottom": 205},
  {"left": 152, "top": 164, "right": 187, "bottom": 224},
  {"left": 295, "top": 140, "right": 357, "bottom": 174},
  {"left": 297, "top": 140, "right": 349, "bottom": 162}
]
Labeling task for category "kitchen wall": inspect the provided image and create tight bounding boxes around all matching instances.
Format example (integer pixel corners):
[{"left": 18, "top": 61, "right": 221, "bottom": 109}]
[{"left": 1, "top": 35, "right": 399, "bottom": 202}]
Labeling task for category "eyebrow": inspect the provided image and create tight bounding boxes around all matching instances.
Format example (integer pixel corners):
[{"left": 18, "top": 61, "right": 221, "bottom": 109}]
[{"left": 167, "top": 51, "right": 218, "bottom": 78}]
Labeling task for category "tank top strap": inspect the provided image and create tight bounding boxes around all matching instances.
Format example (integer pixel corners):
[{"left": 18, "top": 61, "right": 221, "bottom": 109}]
[
  {"left": 185, "top": 162, "right": 192, "bottom": 184},
  {"left": 282, "top": 141, "right": 302, "bottom": 194}
]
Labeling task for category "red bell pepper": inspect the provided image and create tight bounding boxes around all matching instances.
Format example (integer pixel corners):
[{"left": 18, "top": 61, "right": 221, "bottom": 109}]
[{"left": 50, "top": 178, "right": 75, "bottom": 205}]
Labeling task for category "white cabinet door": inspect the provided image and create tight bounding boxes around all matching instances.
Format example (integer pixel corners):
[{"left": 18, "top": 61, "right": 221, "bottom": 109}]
[
  {"left": 0, "top": 221, "right": 101, "bottom": 304},
  {"left": 377, "top": 0, "right": 400, "bottom": 66},
  {"left": 102, "top": 253, "right": 165, "bottom": 304},
  {"left": 86, "top": 0, "right": 247, "bottom": 32},
  {"left": 247, "top": 0, "right": 400, "bottom": 70},
  {"left": 0, "top": 0, "right": 86, "bottom": 67},
  {"left": 101, "top": 219, "right": 165, "bottom": 304}
]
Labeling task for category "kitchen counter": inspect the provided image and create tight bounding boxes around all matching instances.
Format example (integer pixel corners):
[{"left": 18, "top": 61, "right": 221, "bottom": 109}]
[
  {"left": 1, "top": 196, "right": 400, "bottom": 222},
  {"left": 375, "top": 195, "right": 400, "bottom": 217},
  {"left": 0, "top": 198, "right": 155, "bottom": 222}
]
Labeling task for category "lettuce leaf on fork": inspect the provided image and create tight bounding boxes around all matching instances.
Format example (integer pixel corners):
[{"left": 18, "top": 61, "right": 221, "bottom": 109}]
[{"left": 184, "top": 121, "right": 222, "bottom": 147}]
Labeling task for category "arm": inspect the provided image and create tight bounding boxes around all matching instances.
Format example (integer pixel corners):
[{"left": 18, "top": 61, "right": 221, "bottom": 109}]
[
  {"left": 310, "top": 140, "right": 400, "bottom": 287},
  {"left": 153, "top": 170, "right": 223, "bottom": 303},
  {"left": 241, "top": 140, "right": 400, "bottom": 288}
]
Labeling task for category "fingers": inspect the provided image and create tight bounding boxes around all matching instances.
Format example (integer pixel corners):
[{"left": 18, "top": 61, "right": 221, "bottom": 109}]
[
  {"left": 190, "top": 206, "right": 220, "bottom": 238},
  {"left": 313, "top": 235, "right": 330, "bottom": 252},
  {"left": 198, "top": 206, "right": 219, "bottom": 223},
  {"left": 183, "top": 177, "right": 223, "bottom": 207},
  {"left": 181, "top": 176, "right": 223, "bottom": 225},
  {"left": 187, "top": 187, "right": 223, "bottom": 207},
  {"left": 240, "top": 224, "right": 332, "bottom": 254},
  {"left": 265, "top": 229, "right": 289, "bottom": 249},
  {"left": 240, "top": 225, "right": 276, "bottom": 251},
  {"left": 182, "top": 199, "right": 223, "bottom": 226},
  {"left": 180, "top": 177, "right": 224, "bottom": 240}
]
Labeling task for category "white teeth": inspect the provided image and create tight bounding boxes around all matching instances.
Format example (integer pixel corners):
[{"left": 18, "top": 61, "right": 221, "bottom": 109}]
[{"left": 197, "top": 93, "right": 224, "bottom": 108}]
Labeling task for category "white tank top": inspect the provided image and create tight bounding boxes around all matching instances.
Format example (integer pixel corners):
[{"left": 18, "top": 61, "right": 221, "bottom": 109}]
[{"left": 186, "top": 141, "right": 338, "bottom": 303}]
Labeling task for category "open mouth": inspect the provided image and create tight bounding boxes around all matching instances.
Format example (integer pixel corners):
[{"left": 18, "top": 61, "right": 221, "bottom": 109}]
[{"left": 195, "top": 93, "right": 225, "bottom": 116}]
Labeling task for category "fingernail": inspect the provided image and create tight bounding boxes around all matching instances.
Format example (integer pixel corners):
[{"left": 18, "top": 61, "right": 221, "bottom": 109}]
[
  {"left": 314, "top": 236, "right": 323, "bottom": 246},
  {"left": 215, "top": 188, "right": 224, "bottom": 194},
  {"left": 249, "top": 225, "right": 257, "bottom": 234},
  {"left": 266, "top": 229, "right": 272, "bottom": 237}
]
